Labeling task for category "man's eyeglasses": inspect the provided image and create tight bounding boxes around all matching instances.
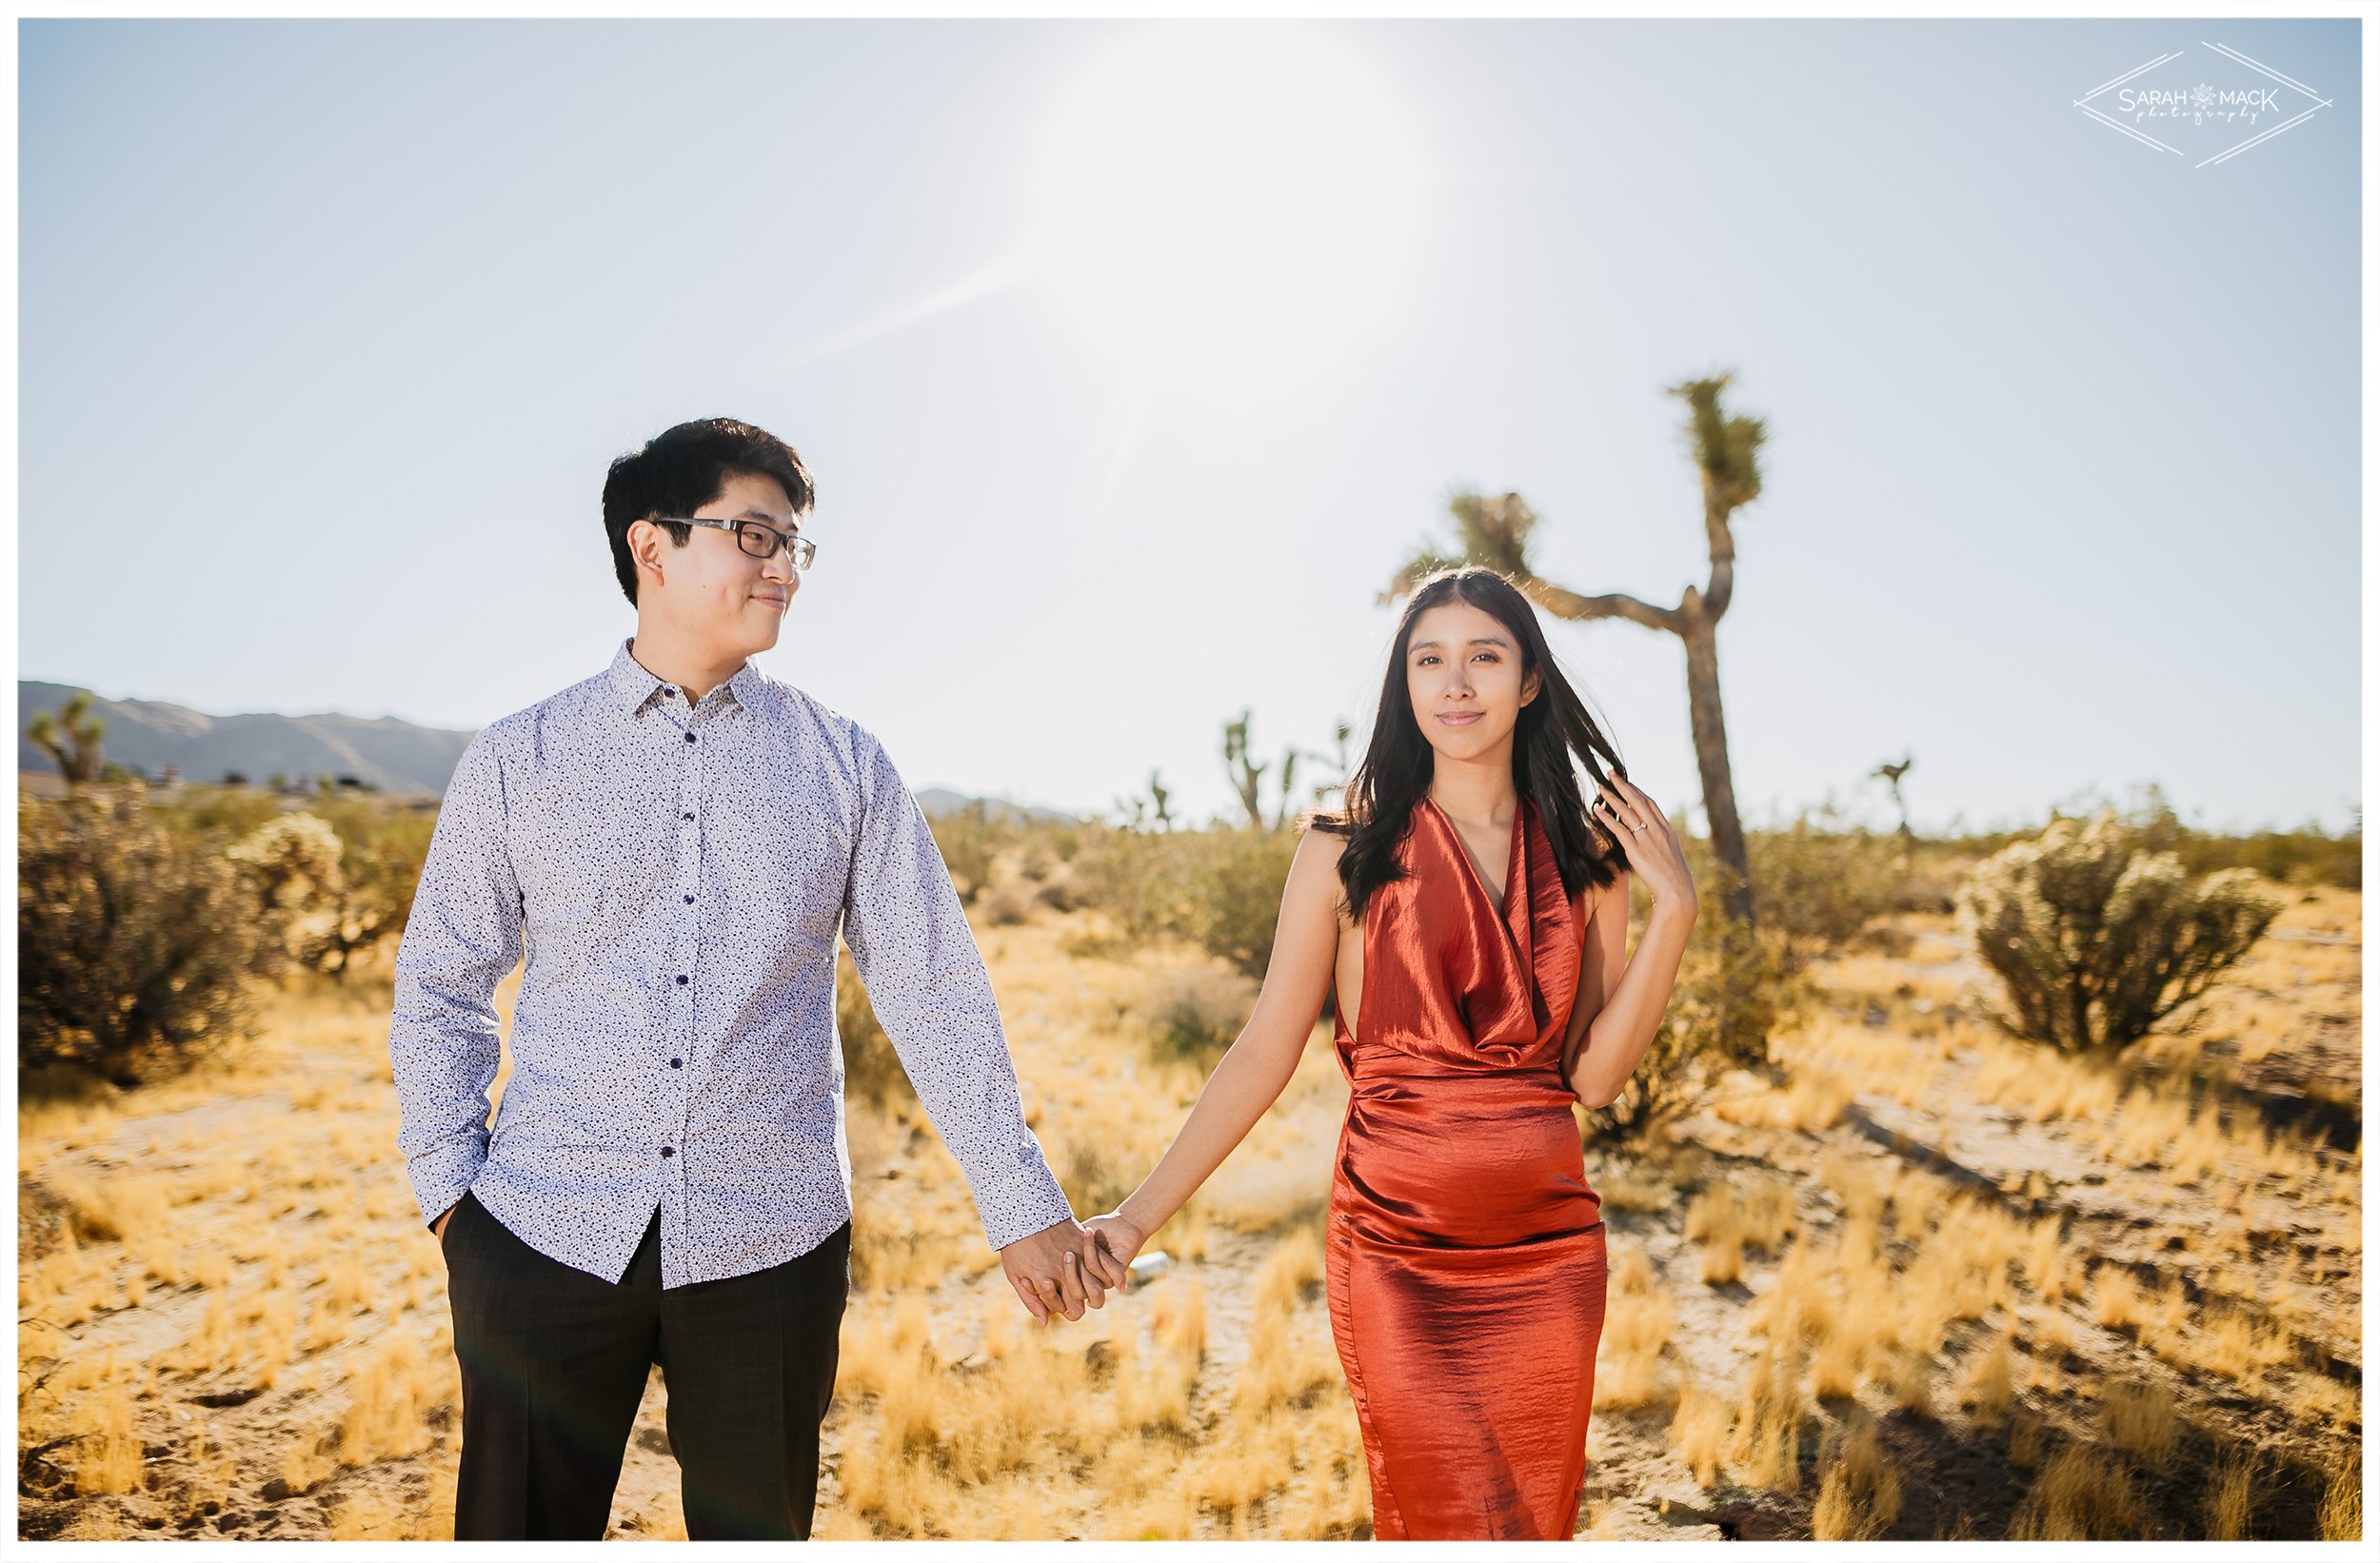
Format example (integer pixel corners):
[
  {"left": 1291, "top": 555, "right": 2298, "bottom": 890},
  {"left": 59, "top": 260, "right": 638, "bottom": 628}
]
[{"left": 656, "top": 516, "right": 818, "bottom": 571}]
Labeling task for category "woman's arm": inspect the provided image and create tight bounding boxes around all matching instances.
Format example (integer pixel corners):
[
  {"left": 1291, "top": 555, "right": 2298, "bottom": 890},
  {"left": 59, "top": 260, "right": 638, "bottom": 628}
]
[
  {"left": 1564, "top": 771, "right": 1700, "bottom": 1110},
  {"left": 1085, "top": 830, "right": 1346, "bottom": 1269},
  {"left": 1560, "top": 866, "right": 1631, "bottom": 1069},
  {"left": 1566, "top": 893, "right": 1698, "bottom": 1109}
]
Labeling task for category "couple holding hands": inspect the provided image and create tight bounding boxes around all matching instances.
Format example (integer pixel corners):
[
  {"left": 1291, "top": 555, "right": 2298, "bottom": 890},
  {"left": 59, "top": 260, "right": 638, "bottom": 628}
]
[{"left": 388, "top": 416, "right": 1696, "bottom": 1541}]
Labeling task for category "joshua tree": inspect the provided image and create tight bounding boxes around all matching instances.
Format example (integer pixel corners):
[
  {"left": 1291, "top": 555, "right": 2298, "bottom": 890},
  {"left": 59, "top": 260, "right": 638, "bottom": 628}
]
[
  {"left": 1386, "top": 372, "right": 1769, "bottom": 926},
  {"left": 26, "top": 693, "right": 107, "bottom": 788},
  {"left": 1117, "top": 770, "right": 1175, "bottom": 833},
  {"left": 1873, "top": 755, "right": 1915, "bottom": 843},
  {"left": 1309, "top": 720, "right": 1354, "bottom": 810},
  {"left": 1221, "top": 710, "right": 1303, "bottom": 832}
]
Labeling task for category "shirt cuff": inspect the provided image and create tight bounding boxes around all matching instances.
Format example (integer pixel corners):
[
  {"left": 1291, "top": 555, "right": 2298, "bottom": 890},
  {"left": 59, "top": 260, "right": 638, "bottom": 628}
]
[
  {"left": 969, "top": 1150, "right": 1078, "bottom": 1252},
  {"left": 406, "top": 1138, "right": 488, "bottom": 1230}
]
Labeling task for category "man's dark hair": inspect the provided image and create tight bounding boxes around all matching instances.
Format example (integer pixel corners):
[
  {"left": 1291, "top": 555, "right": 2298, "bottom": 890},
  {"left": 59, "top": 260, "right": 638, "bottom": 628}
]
[{"left": 603, "top": 418, "right": 817, "bottom": 606}]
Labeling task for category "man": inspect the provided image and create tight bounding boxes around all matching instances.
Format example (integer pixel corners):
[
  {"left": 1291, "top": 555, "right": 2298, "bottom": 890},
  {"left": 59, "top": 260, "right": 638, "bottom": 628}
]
[{"left": 388, "top": 417, "right": 1124, "bottom": 1540}]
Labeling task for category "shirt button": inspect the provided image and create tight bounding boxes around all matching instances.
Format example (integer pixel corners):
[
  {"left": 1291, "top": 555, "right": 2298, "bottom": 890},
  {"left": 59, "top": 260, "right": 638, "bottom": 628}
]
[
  {"left": 670, "top": 1058, "right": 683, "bottom": 1068},
  {"left": 684, "top": 733, "right": 697, "bottom": 743},
  {"left": 682, "top": 812, "right": 694, "bottom": 821},
  {"left": 683, "top": 894, "right": 694, "bottom": 904},
  {"left": 676, "top": 974, "right": 689, "bottom": 985},
  {"left": 663, "top": 686, "right": 676, "bottom": 696},
  {"left": 660, "top": 1146, "right": 674, "bottom": 1158}
]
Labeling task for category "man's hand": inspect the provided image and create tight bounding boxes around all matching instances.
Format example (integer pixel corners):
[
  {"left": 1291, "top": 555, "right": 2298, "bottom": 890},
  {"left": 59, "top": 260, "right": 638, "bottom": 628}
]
[
  {"left": 431, "top": 1203, "right": 456, "bottom": 1240},
  {"left": 999, "top": 1216, "right": 1128, "bottom": 1325}
]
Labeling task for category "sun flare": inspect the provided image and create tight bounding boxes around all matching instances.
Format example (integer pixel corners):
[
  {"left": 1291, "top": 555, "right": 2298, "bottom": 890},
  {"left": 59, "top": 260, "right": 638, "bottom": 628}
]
[{"left": 1023, "top": 26, "right": 1430, "bottom": 406}]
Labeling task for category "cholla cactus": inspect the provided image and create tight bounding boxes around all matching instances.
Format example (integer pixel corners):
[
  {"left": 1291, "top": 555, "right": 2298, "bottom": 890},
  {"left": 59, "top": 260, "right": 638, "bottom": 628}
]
[
  {"left": 226, "top": 813, "right": 347, "bottom": 971},
  {"left": 227, "top": 812, "right": 346, "bottom": 908},
  {"left": 1955, "top": 811, "right": 2281, "bottom": 1052}
]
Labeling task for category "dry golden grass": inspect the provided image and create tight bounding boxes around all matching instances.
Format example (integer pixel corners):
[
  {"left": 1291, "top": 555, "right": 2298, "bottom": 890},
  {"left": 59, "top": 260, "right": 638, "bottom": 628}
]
[
  {"left": 1711, "top": 1066, "right": 1853, "bottom": 1133},
  {"left": 1685, "top": 1174, "right": 1795, "bottom": 1285},
  {"left": 1954, "top": 1335, "right": 2014, "bottom": 1431},
  {"left": 2318, "top": 1454, "right": 2363, "bottom": 1541},
  {"left": 67, "top": 1354, "right": 143, "bottom": 1497},
  {"left": 1667, "top": 1378, "right": 1731, "bottom": 1487},
  {"left": 2201, "top": 1446, "right": 2259, "bottom": 1541},
  {"left": 1589, "top": 1162, "right": 1677, "bottom": 1213},
  {"left": 2007, "top": 1443, "right": 2143, "bottom": 1539},
  {"left": 1810, "top": 1417, "right": 1902, "bottom": 1541},
  {"left": 2098, "top": 1379, "right": 2181, "bottom": 1468},
  {"left": 2288, "top": 1370, "right": 2361, "bottom": 1433},
  {"left": 2166, "top": 1302, "right": 2295, "bottom": 1381},
  {"left": 2005, "top": 1408, "right": 2044, "bottom": 1471},
  {"left": 2021, "top": 1215, "right": 2073, "bottom": 1301},
  {"left": 1885, "top": 1350, "right": 1934, "bottom": 1419},
  {"left": 1726, "top": 1339, "right": 1808, "bottom": 1494},
  {"left": 1593, "top": 1247, "right": 1676, "bottom": 1410},
  {"left": 1776, "top": 1015, "right": 1945, "bottom": 1110}
]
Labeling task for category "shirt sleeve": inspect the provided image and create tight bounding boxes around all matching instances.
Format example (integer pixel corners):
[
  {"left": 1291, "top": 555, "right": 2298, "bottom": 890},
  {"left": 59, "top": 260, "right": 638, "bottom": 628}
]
[
  {"left": 387, "top": 728, "right": 522, "bottom": 1228},
  {"left": 841, "top": 731, "right": 1074, "bottom": 1251}
]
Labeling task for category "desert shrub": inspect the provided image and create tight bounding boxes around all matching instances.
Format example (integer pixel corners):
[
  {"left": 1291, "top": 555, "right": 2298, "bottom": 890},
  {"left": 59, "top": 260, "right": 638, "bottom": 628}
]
[
  {"left": 1955, "top": 810, "right": 2283, "bottom": 1053},
  {"left": 927, "top": 800, "right": 1012, "bottom": 906},
  {"left": 18, "top": 782, "right": 265, "bottom": 1084},
  {"left": 172, "top": 787, "right": 434, "bottom": 983},
  {"left": 1072, "top": 823, "right": 1299, "bottom": 982},
  {"left": 1586, "top": 842, "right": 1794, "bottom": 1139},
  {"left": 226, "top": 811, "right": 347, "bottom": 977},
  {"left": 2185, "top": 826, "right": 2360, "bottom": 891},
  {"left": 1065, "top": 822, "right": 1182, "bottom": 941},
  {"left": 836, "top": 941, "right": 915, "bottom": 1110},
  {"left": 980, "top": 882, "right": 1036, "bottom": 926},
  {"left": 301, "top": 789, "right": 436, "bottom": 979},
  {"left": 1058, "top": 1139, "right": 1133, "bottom": 1219},
  {"left": 1945, "top": 785, "right": 2359, "bottom": 891},
  {"left": 1140, "top": 965, "right": 1259, "bottom": 1066},
  {"left": 151, "top": 781, "right": 285, "bottom": 841},
  {"left": 1172, "top": 827, "right": 1299, "bottom": 980},
  {"left": 2115, "top": 782, "right": 2358, "bottom": 890},
  {"left": 1747, "top": 811, "right": 1908, "bottom": 974}
]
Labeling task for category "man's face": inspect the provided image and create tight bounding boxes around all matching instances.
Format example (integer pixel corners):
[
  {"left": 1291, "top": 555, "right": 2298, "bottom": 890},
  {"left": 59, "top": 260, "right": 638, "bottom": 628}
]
[{"left": 629, "top": 470, "right": 802, "bottom": 656}]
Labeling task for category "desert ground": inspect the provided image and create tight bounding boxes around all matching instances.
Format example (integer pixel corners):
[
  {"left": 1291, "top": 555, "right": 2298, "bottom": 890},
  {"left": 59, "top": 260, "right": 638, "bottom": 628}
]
[{"left": 15, "top": 884, "right": 2364, "bottom": 1540}]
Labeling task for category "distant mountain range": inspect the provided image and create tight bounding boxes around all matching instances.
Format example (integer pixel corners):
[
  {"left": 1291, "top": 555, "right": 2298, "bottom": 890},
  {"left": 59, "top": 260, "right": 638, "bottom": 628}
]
[
  {"left": 18, "top": 681, "right": 1076, "bottom": 820},
  {"left": 19, "top": 682, "right": 475, "bottom": 797},
  {"left": 909, "top": 789, "right": 1076, "bottom": 825}
]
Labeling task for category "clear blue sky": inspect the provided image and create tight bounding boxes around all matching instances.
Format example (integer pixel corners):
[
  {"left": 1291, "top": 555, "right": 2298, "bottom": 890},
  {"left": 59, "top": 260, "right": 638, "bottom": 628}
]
[{"left": 17, "top": 17, "right": 2362, "bottom": 834}]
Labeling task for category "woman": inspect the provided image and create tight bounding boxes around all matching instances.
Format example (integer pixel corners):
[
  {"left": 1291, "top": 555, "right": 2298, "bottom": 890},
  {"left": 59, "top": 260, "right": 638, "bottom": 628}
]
[{"left": 1085, "top": 565, "right": 1699, "bottom": 1540}]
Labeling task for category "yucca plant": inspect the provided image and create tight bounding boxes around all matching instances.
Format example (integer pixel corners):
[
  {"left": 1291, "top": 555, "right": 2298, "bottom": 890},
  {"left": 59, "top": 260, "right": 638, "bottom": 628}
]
[{"left": 1956, "top": 810, "right": 2281, "bottom": 1053}]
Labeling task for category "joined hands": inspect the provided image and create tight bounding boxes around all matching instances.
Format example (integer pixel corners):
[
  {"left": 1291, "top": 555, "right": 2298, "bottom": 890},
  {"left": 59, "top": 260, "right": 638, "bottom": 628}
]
[{"left": 999, "top": 1215, "right": 1133, "bottom": 1325}]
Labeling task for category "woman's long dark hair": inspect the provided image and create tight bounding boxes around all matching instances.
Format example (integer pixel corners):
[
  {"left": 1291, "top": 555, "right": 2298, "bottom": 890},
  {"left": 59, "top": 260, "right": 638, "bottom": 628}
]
[{"left": 1310, "top": 566, "right": 1630, "bottom": 921}]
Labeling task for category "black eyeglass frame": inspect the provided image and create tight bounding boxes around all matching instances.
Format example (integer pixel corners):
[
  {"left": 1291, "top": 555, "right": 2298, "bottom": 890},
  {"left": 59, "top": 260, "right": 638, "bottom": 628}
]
[{"left": 652, "top": 515, "right": 817, "bottom": 571}]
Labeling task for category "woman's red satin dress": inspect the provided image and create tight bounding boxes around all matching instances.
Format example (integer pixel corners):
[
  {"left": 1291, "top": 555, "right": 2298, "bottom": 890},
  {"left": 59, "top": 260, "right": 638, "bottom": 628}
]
[{"left": 1324, "top": 793, "right": 1609, "bottom": 1541}]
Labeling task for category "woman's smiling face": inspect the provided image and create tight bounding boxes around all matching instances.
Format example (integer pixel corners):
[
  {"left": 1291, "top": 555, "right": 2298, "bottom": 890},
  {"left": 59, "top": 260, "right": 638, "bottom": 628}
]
[{"left": 1404, "top": 599, "right": 1540, "bottom": 764}]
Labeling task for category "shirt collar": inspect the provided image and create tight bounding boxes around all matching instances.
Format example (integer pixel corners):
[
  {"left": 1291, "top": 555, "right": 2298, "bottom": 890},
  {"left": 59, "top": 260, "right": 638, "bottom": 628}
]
[{"left": 605, "top": 637, "right": 771, "bottom": 718}]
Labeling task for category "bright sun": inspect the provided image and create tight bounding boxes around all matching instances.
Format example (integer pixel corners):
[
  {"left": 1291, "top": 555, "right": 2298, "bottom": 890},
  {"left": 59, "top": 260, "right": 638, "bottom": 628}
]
[{"left": 1023, "top": 25, "right": 1431, "bottom": 407}]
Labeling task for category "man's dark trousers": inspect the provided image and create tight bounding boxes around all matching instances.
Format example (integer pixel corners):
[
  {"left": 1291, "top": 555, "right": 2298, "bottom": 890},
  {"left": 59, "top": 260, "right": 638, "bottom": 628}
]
[{"left": 441, "top": 1190, "right": 852, "bottom": 1539}]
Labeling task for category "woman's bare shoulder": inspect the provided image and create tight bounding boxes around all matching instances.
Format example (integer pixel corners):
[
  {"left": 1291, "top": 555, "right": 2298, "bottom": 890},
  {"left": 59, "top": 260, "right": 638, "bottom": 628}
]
[
  {"left": 1296, "top": 823, "right": 1350, "bottom": 862},
  {"left": 1288, "top": 826, "right": 1349, "bottom": 893},
  {"left": 1291, "top": 826, "right": 1359, "bottom": 930}
]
